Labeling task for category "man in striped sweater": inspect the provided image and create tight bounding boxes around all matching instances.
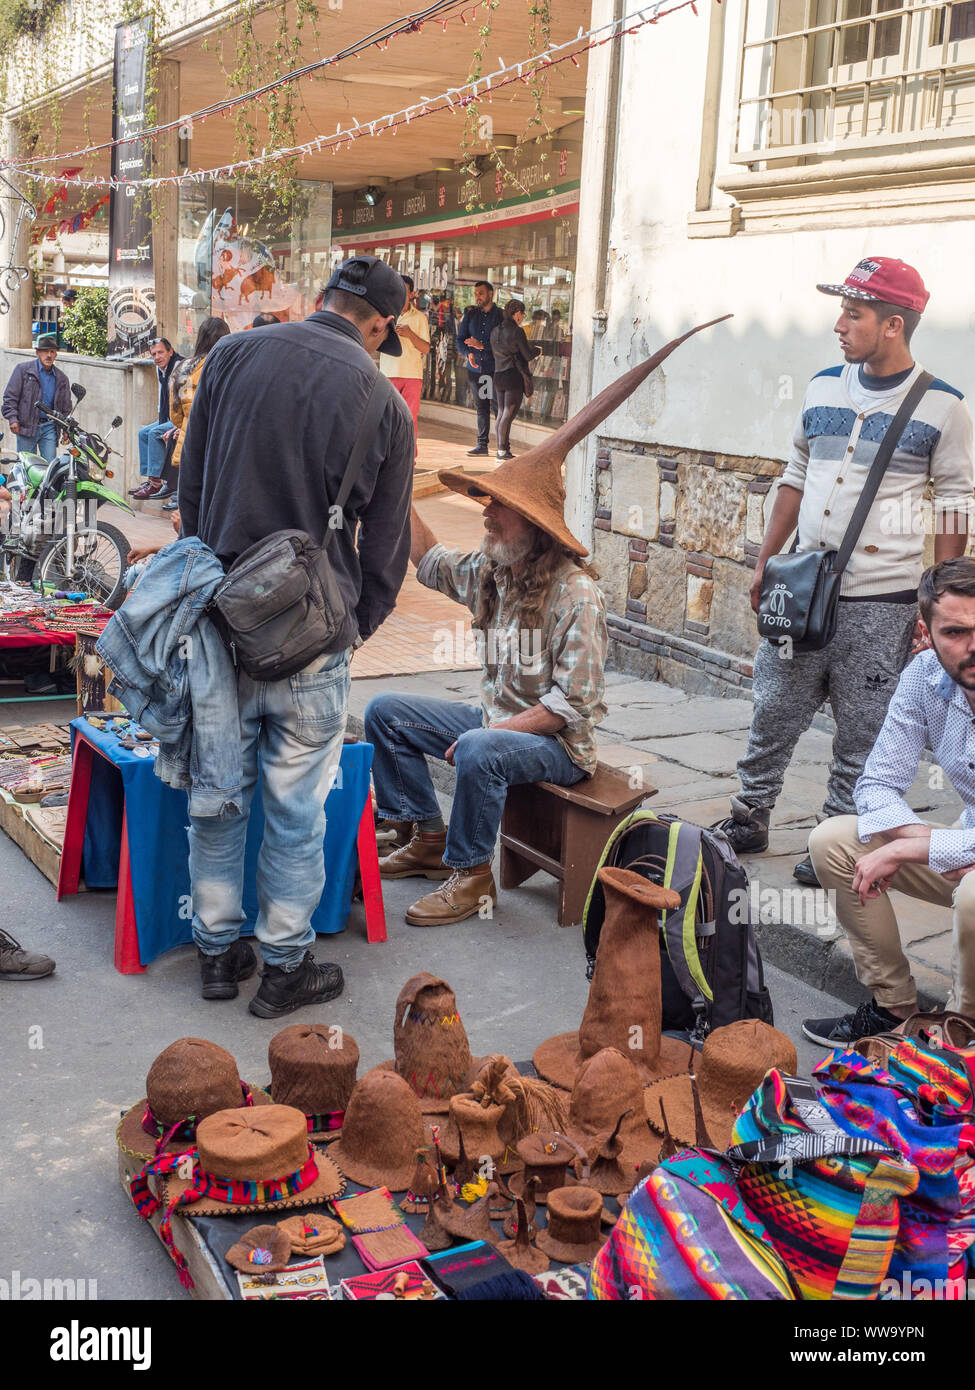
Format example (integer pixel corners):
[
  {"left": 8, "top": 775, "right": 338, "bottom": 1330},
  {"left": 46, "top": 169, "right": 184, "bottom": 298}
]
[{"left": 717, "top": 258, "right": 973, "bottom": 885}]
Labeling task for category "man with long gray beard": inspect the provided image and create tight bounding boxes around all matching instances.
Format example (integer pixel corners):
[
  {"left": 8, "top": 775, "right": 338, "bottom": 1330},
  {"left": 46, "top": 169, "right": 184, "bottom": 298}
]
[{"left": 365, "top": 483, "right": 607, "bottom": 928}]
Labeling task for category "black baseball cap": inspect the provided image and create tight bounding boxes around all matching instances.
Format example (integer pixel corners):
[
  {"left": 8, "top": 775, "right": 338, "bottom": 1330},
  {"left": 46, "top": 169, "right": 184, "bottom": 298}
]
[{"left": 323, "top": 254, "right": 407, "bottom": 356}]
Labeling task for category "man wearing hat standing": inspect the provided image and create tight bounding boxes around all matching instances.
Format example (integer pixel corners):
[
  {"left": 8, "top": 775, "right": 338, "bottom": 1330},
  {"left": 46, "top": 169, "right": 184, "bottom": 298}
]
[
  {"left": 716, "top": 258, "right": 973, "bottom": 886},
  {"left": 178, "top": 254, "right": 414, "bottom": 1013},
  {"left": 1, "top": 336, "right": 71, "bottom": 461},
  {"left": 365, "top": 459, "right": 608, "bottom": 927}
]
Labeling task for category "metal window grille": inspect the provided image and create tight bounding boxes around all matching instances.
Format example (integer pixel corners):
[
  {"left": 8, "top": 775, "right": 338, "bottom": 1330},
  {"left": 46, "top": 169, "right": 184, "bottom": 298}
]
[{"left": 734, "top": 0, "right": 975, "bottom": 162}]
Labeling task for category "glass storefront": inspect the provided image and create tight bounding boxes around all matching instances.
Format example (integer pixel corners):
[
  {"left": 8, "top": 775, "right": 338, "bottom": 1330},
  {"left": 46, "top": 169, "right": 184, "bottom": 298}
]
[
  {"left": 330, "top": 134, "right": 581, "bottom": 427},
  {"left": 176, "top": 181, "right": 332, "bottom": 353},
  {"left": 339, "top": 215, "right": 576, "bottom": 426}
]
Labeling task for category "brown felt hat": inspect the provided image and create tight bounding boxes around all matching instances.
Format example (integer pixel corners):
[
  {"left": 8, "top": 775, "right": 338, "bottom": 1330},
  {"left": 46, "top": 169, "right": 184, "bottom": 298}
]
[
  {"left": 225, "top": 1224, "right": 292, "bottom": 1274},
  {"left": 116, "top": 1037, "right": 273, "bottom": 1163},
  {"left": 329, "top": 1070, "right": 426, "bottom": 1192},
  {"left": 439, "top": 317, "right": 730, "bottom": 556},
  {"left": 645, "top": 1019, "right": 798, "bottom": 1152},
  {"left": 508, "top": 1131, "right": 576, "bottom": 1203},
  {"left": 267, "top": 1024, "right": 359, "bottom": 1135},
  {"left": 276, "top": 1213, "right": 346, "bottom": 1257},
  {"left": 378, "top": 972, "right": 484, "bottom": 1113},
  {"left": 466, "top": 1055, "right": 567, "bottom": 1174},
  {"left": 536, "top": 1186, "right": 606, "bottom": 1264},
  {"left": 497, "top": 1197, "right": 549, "bottom": 1275},
  {"left": 534, "top": 867, "right": 688, "bottom": 1090},
  {"left": 563, "top": 1048, "right": 662, "bottom": 1195},
  {"left": 158, "top": 1104, "right": 345, "bottom": 1216},
  {"left": 440, "top": 1093, "right": 506, "bottom": 1167}
]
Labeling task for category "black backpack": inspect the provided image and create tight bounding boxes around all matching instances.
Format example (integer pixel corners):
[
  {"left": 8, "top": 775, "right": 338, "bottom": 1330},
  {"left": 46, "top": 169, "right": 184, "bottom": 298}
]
[{"left": 582, "top": 810, "right": 774, "bottom": 1039}]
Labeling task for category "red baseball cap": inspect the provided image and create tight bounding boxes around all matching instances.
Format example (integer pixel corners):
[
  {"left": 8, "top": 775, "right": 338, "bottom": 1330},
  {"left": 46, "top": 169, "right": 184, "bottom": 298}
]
[{"left": 817, "top": 257, "right": 929, "bottom": 315}]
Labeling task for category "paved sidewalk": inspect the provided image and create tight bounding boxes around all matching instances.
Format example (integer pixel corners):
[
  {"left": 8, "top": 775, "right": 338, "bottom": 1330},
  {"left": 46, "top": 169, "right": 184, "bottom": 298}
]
[{"left": 347, "top": 670, "right": 962, "bottom": 1011}]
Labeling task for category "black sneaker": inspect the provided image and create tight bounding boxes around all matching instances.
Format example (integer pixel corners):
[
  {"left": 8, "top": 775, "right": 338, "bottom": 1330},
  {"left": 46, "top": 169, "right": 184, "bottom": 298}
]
[
  {"left": 793, "top": 854, "right": 821, "bottom": 887},
  {"left": 712, "top": 796, "right": 770, "bottom": 855},
  {"left": 467, "top": 445, "right": 489, "bottom": 456},
  {"left": 248, "top": 951, "right": 344, "bottom": 1019},
  {"left": 801, "top": 997, "right": 899, "bottom": 1048},
  {"left": 198, "top": 939, "right": 257, "bottom": 1000}
]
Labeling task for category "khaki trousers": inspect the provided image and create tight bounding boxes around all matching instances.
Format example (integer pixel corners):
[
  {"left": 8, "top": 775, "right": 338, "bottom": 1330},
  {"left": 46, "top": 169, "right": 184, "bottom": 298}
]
[{"left": 809, "top": 815, "right": 975, "bottom": 1016}]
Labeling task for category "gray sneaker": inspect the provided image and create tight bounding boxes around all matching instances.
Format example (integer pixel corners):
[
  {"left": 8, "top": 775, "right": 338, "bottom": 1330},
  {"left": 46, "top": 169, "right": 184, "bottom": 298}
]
[{"left": 0, "top": 928, "right": 55, "bottom": 980}]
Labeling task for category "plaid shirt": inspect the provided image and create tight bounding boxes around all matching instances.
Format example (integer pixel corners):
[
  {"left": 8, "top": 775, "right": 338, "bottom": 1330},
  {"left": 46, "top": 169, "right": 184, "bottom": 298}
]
[
  {"left": 416, "top": 543, "right": 607, "bottom": 774},
  {"left": 856, "top": 648, "right": 975, "bottom": 872}
]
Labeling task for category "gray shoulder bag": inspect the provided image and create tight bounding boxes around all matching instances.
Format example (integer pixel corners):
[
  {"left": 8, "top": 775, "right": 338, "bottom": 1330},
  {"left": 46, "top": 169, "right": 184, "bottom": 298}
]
[
  {"left": 757, "top": 371, "right": 933, "bottom": 652},
  {"left": 212, "top": 371, "right": 392, "bottom": 682}
]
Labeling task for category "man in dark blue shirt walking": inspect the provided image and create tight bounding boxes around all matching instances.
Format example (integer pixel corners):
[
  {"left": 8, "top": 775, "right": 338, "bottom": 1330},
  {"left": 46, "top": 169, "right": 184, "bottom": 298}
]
[{"left": 456, "top": 280, "right": 503, "bottom": 455}]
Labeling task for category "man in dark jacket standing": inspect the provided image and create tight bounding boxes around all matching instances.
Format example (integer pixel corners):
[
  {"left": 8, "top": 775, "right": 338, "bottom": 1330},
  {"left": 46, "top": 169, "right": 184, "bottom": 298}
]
[
  {"left": 178, "top": 255, "right": 414, "bottom": 1017},
  {"left": 1, "top": 336, "right": 71, "bottom": 461},
  {"left": 456, "top": 280, "right": 503, "bottom": 456}
]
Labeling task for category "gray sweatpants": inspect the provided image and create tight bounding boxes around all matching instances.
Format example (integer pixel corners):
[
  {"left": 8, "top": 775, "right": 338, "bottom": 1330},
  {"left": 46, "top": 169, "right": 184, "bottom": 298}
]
[{"left": 737, "top": 599, "right": 917, "bottom": 818}]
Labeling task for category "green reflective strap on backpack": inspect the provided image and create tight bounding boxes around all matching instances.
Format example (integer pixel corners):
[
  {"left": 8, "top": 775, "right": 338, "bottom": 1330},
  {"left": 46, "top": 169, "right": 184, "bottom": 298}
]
[
  {"left": 581, "top": 807, "right": 658, "bottom": 929},
  {"left": 660, "top": 821, "right": 712, "bottom": 1004}
]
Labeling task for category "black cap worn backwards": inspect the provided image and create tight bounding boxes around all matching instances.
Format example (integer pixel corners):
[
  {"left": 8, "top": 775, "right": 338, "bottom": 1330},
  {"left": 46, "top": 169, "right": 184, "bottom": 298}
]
[{"left": 324, "top": 254, "right": 407, "bottom": 356}]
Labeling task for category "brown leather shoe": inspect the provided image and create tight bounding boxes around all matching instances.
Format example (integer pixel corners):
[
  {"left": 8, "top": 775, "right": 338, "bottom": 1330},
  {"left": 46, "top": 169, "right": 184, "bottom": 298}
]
[
  {"left": 376, "top": 818, "right": 415, "bottom": 855},
  {"left": 378, "top": 829, "right": 450, "bottom": 880},
  {"left": 405, "top": 865, "right": 498, "bottom": 927}
]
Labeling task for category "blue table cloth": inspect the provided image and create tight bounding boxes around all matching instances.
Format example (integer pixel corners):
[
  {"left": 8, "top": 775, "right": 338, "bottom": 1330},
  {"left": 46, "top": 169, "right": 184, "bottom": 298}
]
[{"left": 70, "top": 718, "right": 372, "bottom": 966}]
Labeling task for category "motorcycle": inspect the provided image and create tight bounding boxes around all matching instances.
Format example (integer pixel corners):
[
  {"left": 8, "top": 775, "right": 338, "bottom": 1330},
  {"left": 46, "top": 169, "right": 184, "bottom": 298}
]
[{"left": 0, "top": 382, "right": 132, "bottom": 610}]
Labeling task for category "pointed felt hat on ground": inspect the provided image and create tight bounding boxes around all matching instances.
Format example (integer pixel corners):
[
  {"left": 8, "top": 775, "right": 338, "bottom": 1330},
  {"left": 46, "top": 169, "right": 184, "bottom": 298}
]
[
  {"left": 438, "top": 316, "right": 731, "bottom": 556},
  {"left": 645, "top": 1019, "right": 797, "bottom": 1152},
  {"left": 533, "top": 867, "right": 687, "bottom": 1090},
  {"left": 329, "top": 1069, "right": 427, "bottom": 1192},
  {"left": 378, "top": 972, "right": 484, "bottom": 1113},
  {"left": 563, "top": 1047, "right": 662, "bottom": 1194}
]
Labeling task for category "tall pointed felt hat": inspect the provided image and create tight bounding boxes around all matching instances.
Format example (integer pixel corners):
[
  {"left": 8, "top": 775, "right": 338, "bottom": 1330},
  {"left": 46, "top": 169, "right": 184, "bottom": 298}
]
[
  {"left": 378, "top": 972, "right": 485, "bottom": 1113},
  {"left": 533, "top": 867, "right": 686, "bottom": 1089},
  {"left": 438, "top": 316, "right": 731, "bottom": 555}
]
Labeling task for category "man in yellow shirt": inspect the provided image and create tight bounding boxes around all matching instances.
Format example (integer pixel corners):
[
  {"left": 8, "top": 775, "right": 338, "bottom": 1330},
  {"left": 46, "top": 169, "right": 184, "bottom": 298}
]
[{"left": 381, "top": 275, "right": 430, "bottom": 459}]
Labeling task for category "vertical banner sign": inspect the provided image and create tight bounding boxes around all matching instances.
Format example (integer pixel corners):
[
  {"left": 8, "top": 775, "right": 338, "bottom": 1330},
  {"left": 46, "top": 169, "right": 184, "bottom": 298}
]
[{"left": 108, "top": 15, "right": 156, "bottom": 357}]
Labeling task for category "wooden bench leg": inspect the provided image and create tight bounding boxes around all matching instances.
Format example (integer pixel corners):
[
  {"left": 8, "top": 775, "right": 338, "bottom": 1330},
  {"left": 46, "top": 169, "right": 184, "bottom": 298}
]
[
  {"left": 558, "top": 805, "right": 617, "bottom": 927},
  {"left": 356, "top": 799, "right": 387, "bottom": 944},
  {"left": 57, "top": 736, "right": 94, "bottom": 900},
  {"left": 114, "top": 806, "right": 146, "bottom": 975}
]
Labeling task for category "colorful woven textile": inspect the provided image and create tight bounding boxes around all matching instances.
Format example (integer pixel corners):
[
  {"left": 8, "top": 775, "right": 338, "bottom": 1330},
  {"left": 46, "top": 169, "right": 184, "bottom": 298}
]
[
  {"left": 728, "top": 1071, "right": 918, "bottom": 1301},
  {"left": 814, "top": 1041, "right": 975, "bottom": 1284},
  {"left": 589, "top": 1152, "right": 796, "bottom": 1301}
]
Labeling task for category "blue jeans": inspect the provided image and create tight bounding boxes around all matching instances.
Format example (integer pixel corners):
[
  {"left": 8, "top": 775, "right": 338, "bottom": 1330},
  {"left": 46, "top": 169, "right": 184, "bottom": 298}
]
[
  {"left": 16, "top": 420, "right": 58, "bottom": 461},
  {"left": 138, "top": 421, "right": 171, "bottom": 477},
  {"left": 364, "top": 693, "right": 586, "bottom": 868},
  {"left": 188, "top": 648, "right": 351, "bottom": 969}
]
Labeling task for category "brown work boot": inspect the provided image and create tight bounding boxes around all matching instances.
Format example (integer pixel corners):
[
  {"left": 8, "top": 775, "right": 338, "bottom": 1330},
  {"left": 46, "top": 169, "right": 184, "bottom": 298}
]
[
  {"left": 379, "top": 828, "right": 450, "bottom": 880},
  {"left": 405, "top": 865, "right": 497, "bottom": 927},
  {"left": 376, "top": 818, "right": 415, "bottom": 855}
]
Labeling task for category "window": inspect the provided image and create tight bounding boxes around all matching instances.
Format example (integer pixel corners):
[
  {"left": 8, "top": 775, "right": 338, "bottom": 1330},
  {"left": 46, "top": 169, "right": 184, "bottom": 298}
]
[{"left": 735, "top": 0, "right": 975, "bottom": 163}]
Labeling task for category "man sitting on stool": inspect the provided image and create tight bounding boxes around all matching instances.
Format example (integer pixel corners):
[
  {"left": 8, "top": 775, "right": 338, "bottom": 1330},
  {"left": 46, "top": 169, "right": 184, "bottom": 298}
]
[
  {"left": 805, "top": 557, "right": 975, "bottom": 1046},
  {"left": 366, "top": 461, "right": 607, "bottom": 927},
  {"left": 131, "top": 336, "right": 182, "bottom": 500}
]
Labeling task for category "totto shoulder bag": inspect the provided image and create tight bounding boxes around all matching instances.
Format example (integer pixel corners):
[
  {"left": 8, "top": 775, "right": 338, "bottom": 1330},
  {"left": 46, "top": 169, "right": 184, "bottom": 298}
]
[
  {"left": 210, "top": 371, "right": 392, "bottom": 682},
  {"left": 756, "top": 371, "right": 932, "bottom": 652}
]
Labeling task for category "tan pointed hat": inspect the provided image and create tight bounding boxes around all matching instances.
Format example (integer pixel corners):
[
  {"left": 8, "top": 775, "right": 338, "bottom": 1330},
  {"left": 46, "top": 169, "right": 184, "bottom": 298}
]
[
  {"left": 563, "top": 1048, "right": 662, "bottom": 1194},
  {"left": 378, "top": 972, "right": 484, "bottom": 1113},
  {"left": 438, "top": 316, "right": 731, "bottom": 555},
  {"left": 645, "top": 1019, "right": 797, "bottom": 1152},
  {"left": 533, "top": 867, "right": 686, "bottom": 1090}
]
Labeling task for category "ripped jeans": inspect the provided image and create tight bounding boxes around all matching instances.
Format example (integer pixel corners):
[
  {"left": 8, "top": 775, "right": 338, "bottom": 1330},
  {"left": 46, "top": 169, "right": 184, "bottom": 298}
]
[{"left": 188, "top": 648, "right": 351, "bottom": 969}]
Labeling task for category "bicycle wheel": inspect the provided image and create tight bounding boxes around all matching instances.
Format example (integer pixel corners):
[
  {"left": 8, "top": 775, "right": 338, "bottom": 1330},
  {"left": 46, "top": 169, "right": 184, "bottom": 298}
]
[{"left": 34, "top": 521, "right": 129, "bottom": 610}]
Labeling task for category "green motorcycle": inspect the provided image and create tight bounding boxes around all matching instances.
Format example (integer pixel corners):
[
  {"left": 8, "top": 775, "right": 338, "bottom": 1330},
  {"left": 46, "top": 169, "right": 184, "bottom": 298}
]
[{"left": 1, "top": 383, "right": 133, "bottom": 609}]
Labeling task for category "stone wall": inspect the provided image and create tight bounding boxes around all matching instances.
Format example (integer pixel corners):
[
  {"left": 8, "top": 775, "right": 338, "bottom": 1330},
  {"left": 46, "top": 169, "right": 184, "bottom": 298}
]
[{"left": 593, "top": 434, "right": 785, "bottom": 696}]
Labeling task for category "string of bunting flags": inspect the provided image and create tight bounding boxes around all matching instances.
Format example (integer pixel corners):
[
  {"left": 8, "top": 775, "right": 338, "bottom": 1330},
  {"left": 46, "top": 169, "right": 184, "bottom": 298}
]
[
  {"left": 1, "top": 0, "right": 702, "bottom": 191},
  {"left": 5, "top": 0, "right": 472, "bottom": 174}
]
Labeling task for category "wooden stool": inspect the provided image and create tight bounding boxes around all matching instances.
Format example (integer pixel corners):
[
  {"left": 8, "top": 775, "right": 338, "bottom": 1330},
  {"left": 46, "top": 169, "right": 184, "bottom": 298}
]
[{"left": 499, "top": 761, "right": 657, "bottom": 926}]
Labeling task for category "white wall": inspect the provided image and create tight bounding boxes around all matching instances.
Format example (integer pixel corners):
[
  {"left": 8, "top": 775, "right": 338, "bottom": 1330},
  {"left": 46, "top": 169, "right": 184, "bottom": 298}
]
[
  {"left": 0, "top": 348, "right": 158, "bottom": 493},
  {"left": 587, "top": 3, "right": 975, "bottom": 465}
]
